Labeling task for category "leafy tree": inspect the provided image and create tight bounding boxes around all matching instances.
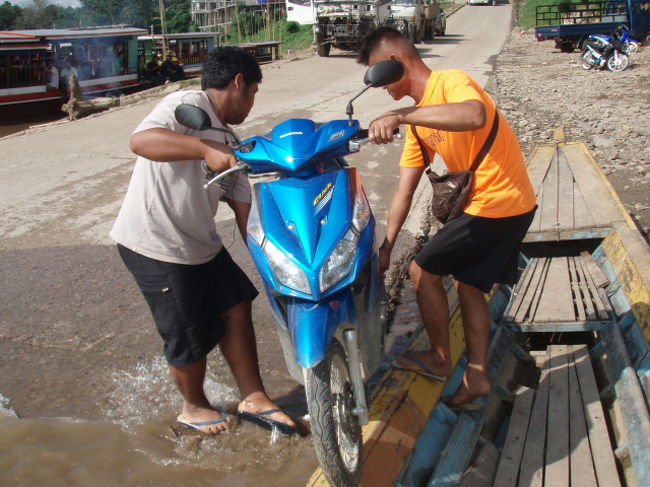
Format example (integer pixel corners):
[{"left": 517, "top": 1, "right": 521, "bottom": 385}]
[{"left": 0, "top": 1, "right": 21, "bottom": 30}]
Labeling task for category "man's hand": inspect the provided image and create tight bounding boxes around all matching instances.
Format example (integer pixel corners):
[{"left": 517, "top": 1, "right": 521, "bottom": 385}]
[
  {"left": 378, "top": 240, "right": 392, "bottom": 275},
  {"left": 202, "top": 139, "right": 238, "bottom": 173},
  {"left": 369, "top": 112, "right": 401, "bottom": 144}
]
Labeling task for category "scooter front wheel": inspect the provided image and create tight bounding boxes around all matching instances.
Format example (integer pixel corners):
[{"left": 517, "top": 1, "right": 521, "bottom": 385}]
[{"left": 304, "top": 341, "right": 362, "bottom": 487}]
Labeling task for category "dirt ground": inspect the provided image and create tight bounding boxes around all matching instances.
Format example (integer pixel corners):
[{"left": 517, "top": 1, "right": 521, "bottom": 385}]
[{"left": 491, "top": 29, "right": 650, "bottom": 243}]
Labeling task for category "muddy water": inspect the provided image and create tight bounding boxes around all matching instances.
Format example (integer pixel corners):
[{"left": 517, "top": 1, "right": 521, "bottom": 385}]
[
  {"left": 0, "top": 357, "right": 318, "bottom": 486},
  {"left": 0, "top": 243, "right": 319, "bottom": 485}
]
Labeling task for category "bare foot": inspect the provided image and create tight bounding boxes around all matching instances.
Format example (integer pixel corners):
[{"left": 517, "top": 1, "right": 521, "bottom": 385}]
[
  {"left": 238, "top": 391, "right": 297, "bottom": 432},
  {"left": 443, "top": 365, "right": 491, "bottom": 406},
  {"left": 394, "top": 350, "right": 451, "bottom": 378},
  {"left": 178, "top": 403, "right": 235, "bottom": 435}
]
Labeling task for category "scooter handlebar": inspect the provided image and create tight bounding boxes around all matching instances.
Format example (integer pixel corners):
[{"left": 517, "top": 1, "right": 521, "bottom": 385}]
[
  {"left": 349, "top": 128, "right": 401, "bottom": 151},
  {"left": 203, "top": 162, "right": 249, "bottom": 189}
]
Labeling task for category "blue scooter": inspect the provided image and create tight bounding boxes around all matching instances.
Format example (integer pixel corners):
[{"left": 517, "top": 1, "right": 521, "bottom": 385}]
[{"left": 175, "top": 59, "right": 404, "bottom": 487}]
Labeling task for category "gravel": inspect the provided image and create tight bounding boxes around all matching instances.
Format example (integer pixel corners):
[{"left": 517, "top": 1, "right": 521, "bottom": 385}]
[{"left": 490, "top": 29, "right": 650, "bottom": 242}]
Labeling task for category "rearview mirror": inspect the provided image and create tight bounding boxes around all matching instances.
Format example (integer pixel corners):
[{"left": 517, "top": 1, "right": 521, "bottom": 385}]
[
  {"left": 175, "top": 104, "right": 212, "bottom": 131},
  {"left": 363, "top": 60, "right": 404, "bottom": 87}
]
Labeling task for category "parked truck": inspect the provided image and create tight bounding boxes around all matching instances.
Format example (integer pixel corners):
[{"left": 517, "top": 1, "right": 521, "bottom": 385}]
[
  {"left": 313, "top": 0, "right": 392, "bottom": 56},
  {"left": 535, "top": 0, "right": 650, "bottom": 52},
  {"left": 389, "top": 0, "right": 446, "bottom": 44}
]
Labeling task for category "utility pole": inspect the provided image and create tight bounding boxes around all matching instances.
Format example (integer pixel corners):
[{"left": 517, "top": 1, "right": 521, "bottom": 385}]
[{"left": 158, "top": 0, "right": 169, "bottom": 58}]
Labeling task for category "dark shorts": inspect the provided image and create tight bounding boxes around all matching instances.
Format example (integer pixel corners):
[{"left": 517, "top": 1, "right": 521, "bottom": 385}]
[
  {"left": 415, "top": 207, "right": 537, "bottom": 293},
  {"left": 118, "top": 245, "right": 258, "bottom": 367}
]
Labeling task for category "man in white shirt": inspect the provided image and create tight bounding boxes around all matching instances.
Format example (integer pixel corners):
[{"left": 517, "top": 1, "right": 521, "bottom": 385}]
[
  {"left": 45, "top": 60, "right": 59, "bottom": 90},
  {"left": 111, "top": 46, "right": 296, "bottom": 435}
]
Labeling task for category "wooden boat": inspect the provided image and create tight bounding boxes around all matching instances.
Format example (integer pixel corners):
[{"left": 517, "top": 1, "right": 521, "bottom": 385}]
[
  {"left": 307, "top": 131, "right": 650, "bottom": 486},
  {"left": 0, "top": 26, "right": 148, "bottom": 119},
  {"left": 137, "top": 32, "right": 216, "bottom": 78}
]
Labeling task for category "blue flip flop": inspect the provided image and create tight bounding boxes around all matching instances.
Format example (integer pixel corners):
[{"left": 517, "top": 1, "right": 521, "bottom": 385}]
[
  {"left": 393, "top": 352, "right": 447, "bottom": 382},
  {"left": 440, "top": 396, "right": 485, "bottom": 412},
  {"left": 238, "top": 408, "right": 297, "bottom": 436},
  {"left": 177, "top": 413, "right": 230, "bottom": 433}
]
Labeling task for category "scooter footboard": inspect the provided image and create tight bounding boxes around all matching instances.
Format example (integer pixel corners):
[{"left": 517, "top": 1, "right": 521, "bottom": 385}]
[{"left": 288, "top": 291, "right": 356, "bottom": 369}]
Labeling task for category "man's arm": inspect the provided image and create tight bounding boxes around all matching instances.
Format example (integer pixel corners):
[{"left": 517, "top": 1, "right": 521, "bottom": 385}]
[
  {"left": 369, "top": 100, "right": 486, "bottom": 144},
  {"left": 130, "top": 128, "right": 237, "bottom": 173},
  {"left": 379, "top": 165, "right": 426, "bottom": 274},
  {"left": 224, "top": 197, "right": 251, "bottom": 243}
]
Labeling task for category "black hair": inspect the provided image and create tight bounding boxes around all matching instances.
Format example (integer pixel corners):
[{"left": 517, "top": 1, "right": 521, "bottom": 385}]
[
  {"left": 357, "top": 27, "right": 406, "bottom": 65},
  {"left": 201, "top": 46, "right": 262, "bottom": 90}
]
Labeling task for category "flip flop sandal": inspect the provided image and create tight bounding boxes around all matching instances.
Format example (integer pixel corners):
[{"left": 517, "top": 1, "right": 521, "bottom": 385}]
[
  {"left": 238, "top": 408, "right": 297, "bottom": 436},
  {"left": 393, "top": 352, "right": 447, "bottom": 382},
  {"left": 176, "top": 413, "right": 231, "bottom": 433}
]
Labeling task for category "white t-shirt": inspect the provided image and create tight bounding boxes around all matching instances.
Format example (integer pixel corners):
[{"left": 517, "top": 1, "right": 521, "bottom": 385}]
[
  {"left": 47, "top": 66, "right": 59, "bottom": 88},
  {"left": 110, "top": 90, "right": 251, "bottom": 265}
]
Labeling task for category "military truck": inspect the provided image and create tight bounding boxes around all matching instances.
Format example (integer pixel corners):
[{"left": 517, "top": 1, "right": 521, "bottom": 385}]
[
  {"left": 313, "top": 0, "right": 392, "bottom": 56},
  {"left": 390, "top": 0, "right": 446, "bottom": 43}
]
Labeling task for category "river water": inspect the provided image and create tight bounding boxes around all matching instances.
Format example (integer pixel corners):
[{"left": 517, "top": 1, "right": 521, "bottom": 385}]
[{"left": 0, "top": 355, "right": 318, "bottom": 486}]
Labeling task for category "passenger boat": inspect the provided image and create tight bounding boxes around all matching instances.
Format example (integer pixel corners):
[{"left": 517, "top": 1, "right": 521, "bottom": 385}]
[
  {"left": 137, "top": 32, "right": 216, "bottom": 78},
  {"left": 307, "top": 131, "right": 650, "bottom": 486},
  {"left": 0, "top": 26, "right": 148, "bottom": 119}
]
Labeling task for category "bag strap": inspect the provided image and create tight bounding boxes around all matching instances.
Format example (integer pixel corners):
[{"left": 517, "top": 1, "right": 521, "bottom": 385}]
[{"left": 410, "top": 108, "right": 500, "bottom": 172}]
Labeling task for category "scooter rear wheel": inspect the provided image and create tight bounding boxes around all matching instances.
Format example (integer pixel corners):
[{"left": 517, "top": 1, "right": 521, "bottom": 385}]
[{"left": 304, "top": 341, "right": 362, "bottom": 487}]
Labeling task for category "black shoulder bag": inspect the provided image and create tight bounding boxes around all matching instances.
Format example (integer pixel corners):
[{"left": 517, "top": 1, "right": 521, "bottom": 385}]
[{"left": 410, "top": 109, "right": 499, "bottom": 224}]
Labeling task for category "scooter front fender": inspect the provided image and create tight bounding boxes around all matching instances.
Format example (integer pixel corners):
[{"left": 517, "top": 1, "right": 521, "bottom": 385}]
[{"left": 287, "top": 291, "right": 355, "bottom": 368}]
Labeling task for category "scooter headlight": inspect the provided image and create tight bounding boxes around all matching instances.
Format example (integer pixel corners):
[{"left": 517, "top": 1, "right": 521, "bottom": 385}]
[
  {"left": 263, "top": 239, "right": 311, "bottom": 295},
  {"left": 351, "top": 174, "right": 371, "bottom": 233},
  {"left": 319, "top": 229, "right": 359, "bottom": 292},
  {"left": 247, "top": 193, "right": 264, "bottom": 246}
]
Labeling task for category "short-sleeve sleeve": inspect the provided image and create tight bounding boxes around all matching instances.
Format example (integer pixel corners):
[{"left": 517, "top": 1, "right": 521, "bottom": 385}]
[{"left": 399, "top": 125, "right": 431, "bottom": 167}]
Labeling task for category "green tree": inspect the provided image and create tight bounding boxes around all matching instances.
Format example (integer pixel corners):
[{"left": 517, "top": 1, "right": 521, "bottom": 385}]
[{"left": 0, "top": 1, "right": 21, "bottom": 30}]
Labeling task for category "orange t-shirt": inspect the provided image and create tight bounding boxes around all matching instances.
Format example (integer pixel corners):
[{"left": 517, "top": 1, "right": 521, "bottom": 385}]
[{"left": 400, "top": 69, "right": 536, "bottom": 218}]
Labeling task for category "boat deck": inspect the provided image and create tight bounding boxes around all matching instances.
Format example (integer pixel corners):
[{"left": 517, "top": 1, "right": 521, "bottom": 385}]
[
  {"left": 503, "top": 252, "right": 613, "bottom": 332},
  {"left": 494, "top": 345, "right": 621, "bottom": 487}
]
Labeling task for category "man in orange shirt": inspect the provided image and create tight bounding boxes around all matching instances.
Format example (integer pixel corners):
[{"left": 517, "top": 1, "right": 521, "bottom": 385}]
[{"left": 358, "top": 28, "right": 536, "bottom": 408}]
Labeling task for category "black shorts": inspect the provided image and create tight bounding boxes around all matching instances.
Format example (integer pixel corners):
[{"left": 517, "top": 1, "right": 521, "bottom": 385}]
[
  {"left": 118, "top": 245, "right": 258, "bottom": 367},
  {"left": 415, "top": 207, "right": 537, "bottom": 293}
]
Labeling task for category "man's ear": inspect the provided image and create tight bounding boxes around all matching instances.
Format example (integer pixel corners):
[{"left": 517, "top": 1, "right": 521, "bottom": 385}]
[{"left": 233, "top": 72, "right": 246, "bottom": 90}]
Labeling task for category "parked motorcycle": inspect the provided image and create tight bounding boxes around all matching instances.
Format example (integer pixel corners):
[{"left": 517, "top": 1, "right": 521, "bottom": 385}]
[
  {"left": 613, "top": 25, "right": 640, "bottom": 54},
  {"left": 580, "top": 31, "right": 630, "bottom": 71},
  {"left": 175, "top": 59, "right": 404, "bottom": 487}
]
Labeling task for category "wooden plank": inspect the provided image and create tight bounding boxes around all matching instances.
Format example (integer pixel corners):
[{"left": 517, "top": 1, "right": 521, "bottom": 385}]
[
  {"left": 571, "top": 179, "right": 597, "bottom": 230},
  {"left": 572, "top": 256, "right": 597, "bottom": 321},
  {"left": 533, "top": 257, "right": 575, "bottom": 323},
  {"left": 544, "top": 345, "right": 570, "bottom": 487},
  {"left": 562, "top": 143, "right": 625, "bottom": 227},
  {"left": 518, "top": 351, "right": 551, "bottom": 487},
  {"left": 579, "top": 250, "right": 610, "bottom": 288},
  {"left": 514, "top": 258, "right": 549, "bottom": 324},
  {"left": 528, "top": 183, "right": 544, "bottom": 235},
  {"left": 493, "top": 385, "right": 536, "bottom": 487},
  {"left": 505, "top": 258, "right": 541, "bottom": 323},
  {"left": 537, "top": 151, "right": 560, "bottom": 238},
  {"left": 567, "top": 256, "right": 587, "bottom": 322},
  {"left": 572, "top": 344, "right": 622, "bottom": 487},
  {"left": 567, "top": 345, "right": 598, "bottom": 486},
  {"left": 556, "top": 152, "right": 575, "bottom": 231},
  {"left": 526, "top": 144, "right": 556, "bottom": 194},
  {"left": 526, "top": 258, "right": 551, "bottom": 324},
  {"left": 576, "top": 256, "right": 610, "bottom": 321}
]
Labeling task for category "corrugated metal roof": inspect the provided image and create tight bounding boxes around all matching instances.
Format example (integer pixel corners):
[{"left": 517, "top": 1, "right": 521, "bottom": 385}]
[
  {"left": 0, "top": 32, "right": 40, "bottom": 42},
  {"left": 0, "top": 27, "right": 149, "bottom": 41}
]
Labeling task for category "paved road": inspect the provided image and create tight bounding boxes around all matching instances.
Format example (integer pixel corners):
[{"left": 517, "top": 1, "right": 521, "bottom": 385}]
[{"left": 0, "top": 3, "right": 514, "bottom": 484}]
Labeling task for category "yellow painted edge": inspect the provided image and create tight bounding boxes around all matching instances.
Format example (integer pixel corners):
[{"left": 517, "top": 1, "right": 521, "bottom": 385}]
[{"left": 603, "top": 228, "right": 650, "bottom": 343}]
